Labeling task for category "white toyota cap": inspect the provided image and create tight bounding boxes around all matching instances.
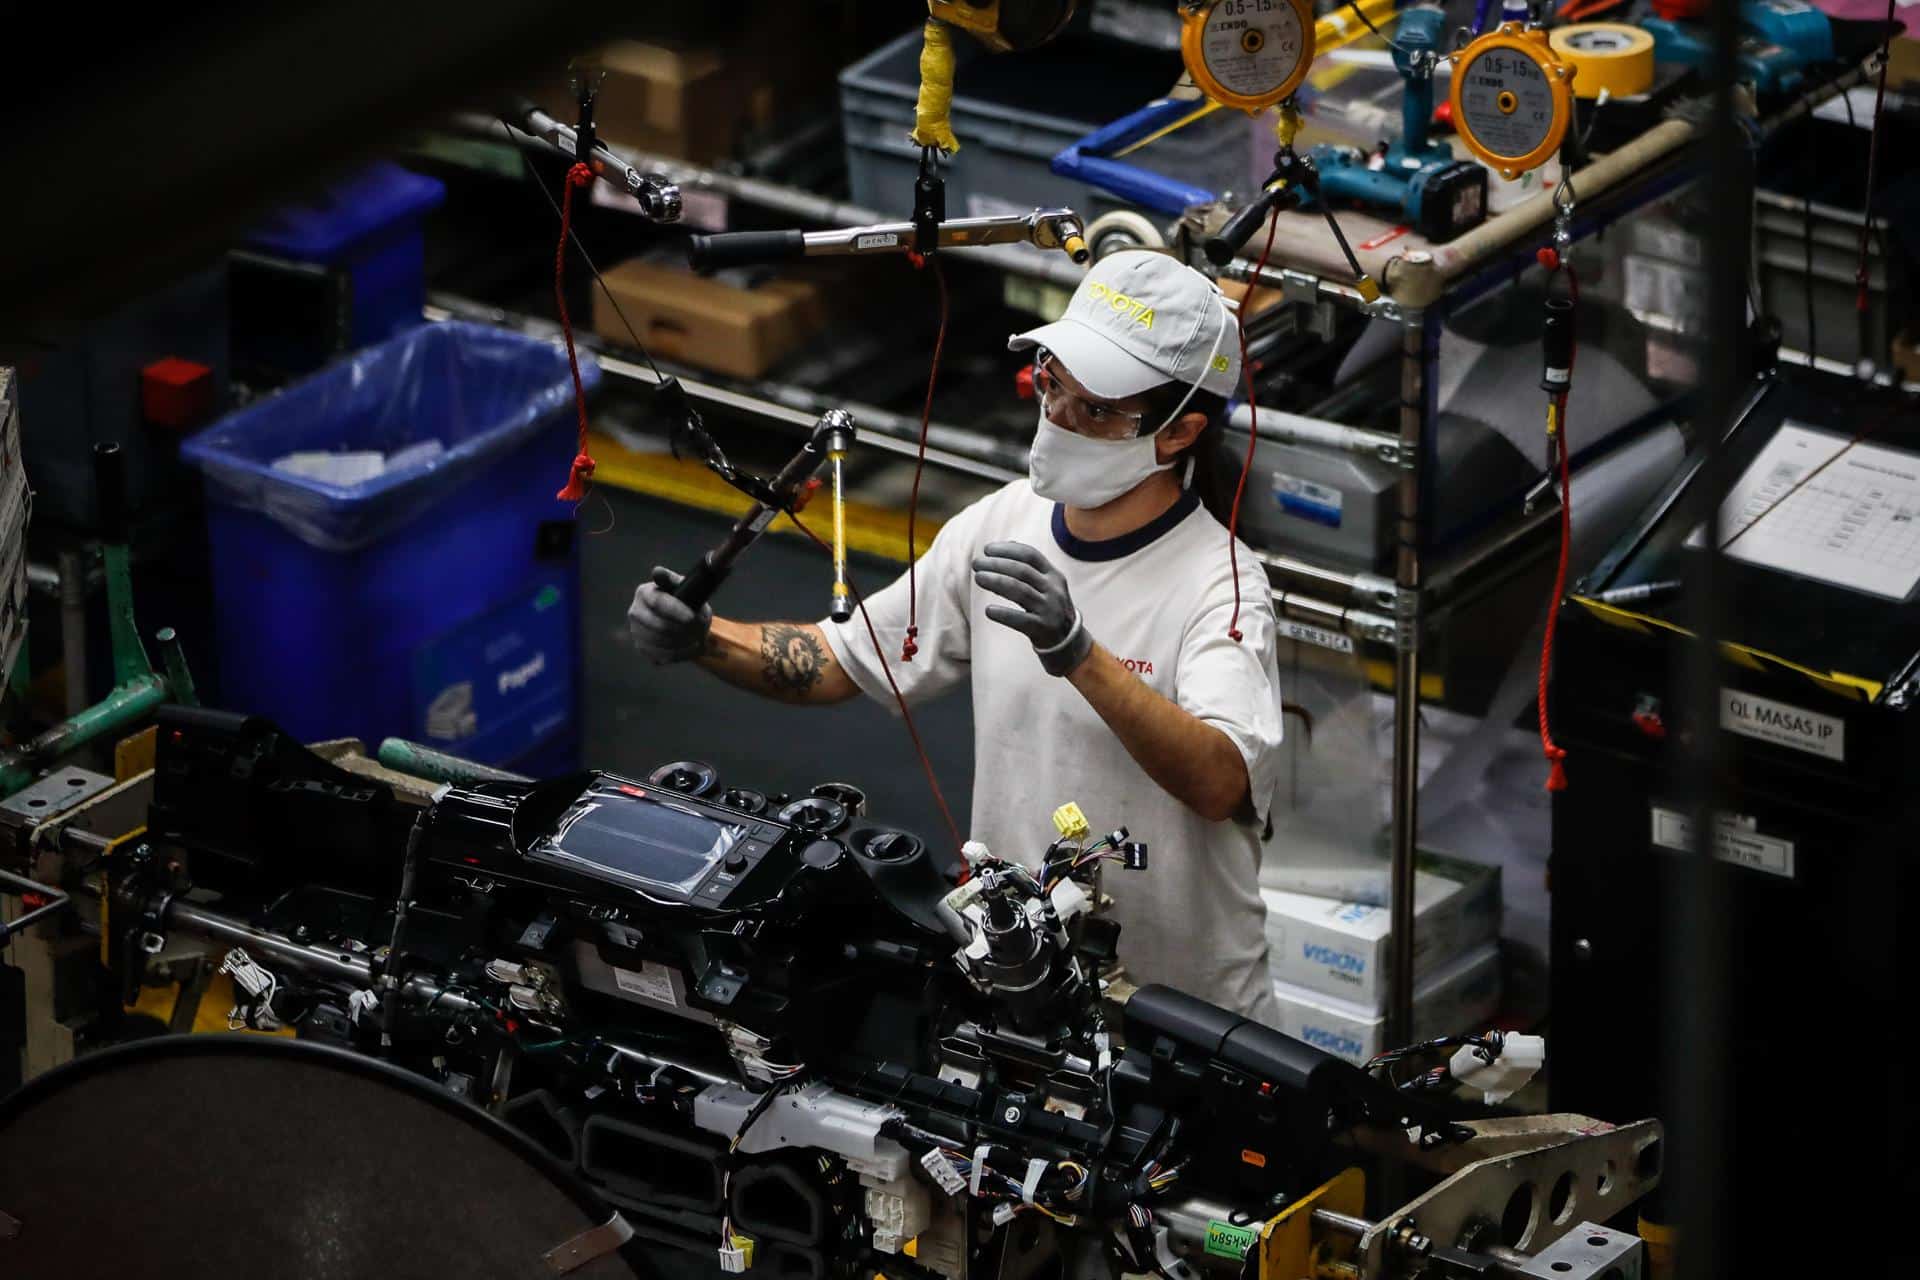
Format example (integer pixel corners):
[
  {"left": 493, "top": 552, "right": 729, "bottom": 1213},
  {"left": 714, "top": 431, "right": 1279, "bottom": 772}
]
[{"left": 1008, "top": 250, "right": 1241, "bottom": 402}]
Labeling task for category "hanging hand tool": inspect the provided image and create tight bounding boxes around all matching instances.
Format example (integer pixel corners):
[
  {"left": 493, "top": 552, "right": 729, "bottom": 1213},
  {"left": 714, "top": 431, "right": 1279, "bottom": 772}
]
[
  {"left": 1204, "top": 104, "right": 1382, "bottom": 302},
  {"left": 670, "top": 410, "right": 859, "bottom": 613},
  {"left": 687, "top": 206, "right": 1087, "bottom": 271},
  {"left": 826, "top": 419, "right": 854, "bottom": 624},
  {"left": 500, "top": 97, "right": 683, "bottom": 224},
  {"left": 1533, "top": 183, "right": 1580, "bottom": 792}
]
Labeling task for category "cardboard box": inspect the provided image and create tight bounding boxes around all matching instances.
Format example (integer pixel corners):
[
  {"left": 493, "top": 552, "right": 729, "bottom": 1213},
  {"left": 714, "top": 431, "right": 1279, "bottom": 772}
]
[
  {"left": 1261, "top": 852, "right": 1501, "bottom": 1012},
  {"left": 570, "top": 41, "right": 745, "bottom": 166},
  {"left": 592, "top": 259, "right": 824, "bottom": 381},
  {"left": 1271, "top": 942, "right": 1503, "bottom": 1067},
  {"left": 1891, "top": 36, "right": 1918, "bottom": 90},
  {"left": 1894, "top": 331, "right": 1919, "bottom": 384}
]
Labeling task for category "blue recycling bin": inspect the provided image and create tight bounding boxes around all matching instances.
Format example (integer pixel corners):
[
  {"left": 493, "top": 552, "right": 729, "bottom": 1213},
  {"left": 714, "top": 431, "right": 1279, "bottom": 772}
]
[
  {"left": 245, "top": 162, "right": 447, "bottom": 349},
  {"left": 181, "top": 322, "right": 596, "bottom": 771}
]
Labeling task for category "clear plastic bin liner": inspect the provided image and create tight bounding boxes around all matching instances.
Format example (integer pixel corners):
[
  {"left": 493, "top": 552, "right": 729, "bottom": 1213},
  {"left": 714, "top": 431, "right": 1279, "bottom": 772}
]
[{"left": 182, "top": 322, "right": 596, "bottom": 551}]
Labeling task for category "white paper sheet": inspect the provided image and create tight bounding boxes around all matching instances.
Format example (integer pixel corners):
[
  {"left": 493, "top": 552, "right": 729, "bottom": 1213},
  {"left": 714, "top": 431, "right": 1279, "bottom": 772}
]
[{"left": 1689, "top": 422, "right": 1920, "bottom": 600}]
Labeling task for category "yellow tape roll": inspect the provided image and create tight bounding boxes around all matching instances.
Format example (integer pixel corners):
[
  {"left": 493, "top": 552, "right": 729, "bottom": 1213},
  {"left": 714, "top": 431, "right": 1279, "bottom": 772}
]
[{"left": 1549, "top": 23, "right": 1656, "bottom": 100}]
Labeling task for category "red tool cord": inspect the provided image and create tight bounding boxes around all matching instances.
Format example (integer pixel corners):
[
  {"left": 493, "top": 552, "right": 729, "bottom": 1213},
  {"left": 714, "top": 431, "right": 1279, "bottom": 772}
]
[
  {"left": 1537, "top": 397, "right": 1573, "bottom": 792},
  {"left": 1226, "top": 210, "right": 1282, "bottom": 642},
  {"left": 554, "top": 162, "right": 598, "bottom": 502},
  {"left": 901, "top": 257, "right": 951, "bottom": 661},
  {"left": 1535, "top": 258, "right": 1579, "bottom": 792},
  {"left": 789, "top": 511, "right": 964, "bottom": 861}
]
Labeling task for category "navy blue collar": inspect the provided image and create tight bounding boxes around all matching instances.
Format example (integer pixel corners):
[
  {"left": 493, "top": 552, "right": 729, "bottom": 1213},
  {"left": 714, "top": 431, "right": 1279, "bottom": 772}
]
[{"left": 1051, "top": 491, "right": 1199, "bottom": 562}]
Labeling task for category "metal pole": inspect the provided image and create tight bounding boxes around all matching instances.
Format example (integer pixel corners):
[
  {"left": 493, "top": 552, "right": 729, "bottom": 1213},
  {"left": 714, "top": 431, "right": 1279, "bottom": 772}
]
[
  {"left": 421, "top": 298, "right": 1027, "bottom": 486},
  {"left": 165, "top": 898, "right": 482, "bottom": 1017},
  {"left": 56, "top": 549, "right": 87, "bottom": 718},
  {"left": 376, "top": 738, "right": 532, "bottom": 787},
  {"left": 1670, "top": 0, "right": 1742, "bottom": 1272},
  {"left": 1386, "top": 315, "right": 1429, "bottom": 1049}
]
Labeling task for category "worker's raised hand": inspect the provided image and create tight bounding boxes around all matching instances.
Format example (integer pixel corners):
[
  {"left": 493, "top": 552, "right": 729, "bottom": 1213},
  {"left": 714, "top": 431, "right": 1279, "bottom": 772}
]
[
  {"left": 628, "top": 566, "right": 712, "bottom": 664},
  {"left": 971, "top": 541, "right": 1092, "bottom": 677}
]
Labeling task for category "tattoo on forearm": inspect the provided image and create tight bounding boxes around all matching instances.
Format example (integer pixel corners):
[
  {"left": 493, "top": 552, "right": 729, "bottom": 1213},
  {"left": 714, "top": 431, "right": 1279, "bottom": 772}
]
[{"left": 760, "top": 625, "right": 827, "bottom": 697}]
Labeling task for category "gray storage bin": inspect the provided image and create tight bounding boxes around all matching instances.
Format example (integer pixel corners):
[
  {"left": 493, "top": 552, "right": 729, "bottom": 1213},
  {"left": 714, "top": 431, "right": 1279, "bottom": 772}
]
[{"left": 839, "top": 28, "right": 1259, "bottom": 223}]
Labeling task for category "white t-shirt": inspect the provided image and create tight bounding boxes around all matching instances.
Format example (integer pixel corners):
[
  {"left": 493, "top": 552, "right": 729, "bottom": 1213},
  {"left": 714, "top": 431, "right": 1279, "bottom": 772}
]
[{"left": 821, "top": 480, "right": 1283, "bottom": 1022}]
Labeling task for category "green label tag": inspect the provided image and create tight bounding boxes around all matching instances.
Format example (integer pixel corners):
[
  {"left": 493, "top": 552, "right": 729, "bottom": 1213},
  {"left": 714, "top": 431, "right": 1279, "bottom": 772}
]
[{"left": 1204, "top": 1221, "right": 1258, "bottom": 1260}]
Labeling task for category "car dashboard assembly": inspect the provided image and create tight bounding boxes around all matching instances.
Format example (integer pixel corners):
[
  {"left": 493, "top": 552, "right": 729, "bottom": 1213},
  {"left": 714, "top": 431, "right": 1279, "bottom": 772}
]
[{"left": 4, "top": 706, "right": 1664, "bottom": 1280}]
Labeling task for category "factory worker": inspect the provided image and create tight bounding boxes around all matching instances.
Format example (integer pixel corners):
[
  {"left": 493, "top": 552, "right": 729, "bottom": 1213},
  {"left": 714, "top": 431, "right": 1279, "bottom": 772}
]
[{"left": 629, "top": 251, "right": 1283, "bottom": 1023}]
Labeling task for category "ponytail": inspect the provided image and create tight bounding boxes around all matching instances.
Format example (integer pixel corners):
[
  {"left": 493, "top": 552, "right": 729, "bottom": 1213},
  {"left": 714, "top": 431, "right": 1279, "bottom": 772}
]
[{"left": 1143, "top": 386, "right": 1233, "bottom": 525}]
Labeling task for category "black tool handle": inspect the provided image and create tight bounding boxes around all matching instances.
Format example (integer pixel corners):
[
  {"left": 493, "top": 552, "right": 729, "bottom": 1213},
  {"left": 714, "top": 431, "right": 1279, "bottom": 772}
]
[
  {"left": 1208, "top": 182, "right": 1310, "bottom": 267},
  {"left": 498, "top": 97, "right": 541, "bottom": 129},
  {"left": 672, "top": 552, "right": 733, "bottom": 610},
  {"left": 1540, "top": 296, "right": 1575, "bottom": 394},
  {"left": 688, "top": 230, "right": 807, "bottom": 272},
  {"left": 93, "top": 441, "right": 128, "bottom": 543}
]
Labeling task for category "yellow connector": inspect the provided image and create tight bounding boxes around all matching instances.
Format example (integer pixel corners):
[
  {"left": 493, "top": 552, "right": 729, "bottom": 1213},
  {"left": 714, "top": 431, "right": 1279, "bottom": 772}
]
[
  {"left": 1274, "top": 101, "right": 1304, "bottom": 152},
  {"left": 1354, "top": 275, "right": 1381, "bottom": 303},
  {"left": 1051, "top": 802, "right": 1090, "bottom": 841}
]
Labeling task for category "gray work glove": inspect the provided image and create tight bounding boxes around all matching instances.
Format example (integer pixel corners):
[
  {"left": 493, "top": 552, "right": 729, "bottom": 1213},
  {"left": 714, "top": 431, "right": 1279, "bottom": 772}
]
[
  {"left": 628, "top": 566, "right": 712, "bottom": 664},
  {"left": 971, "top": 541, "right": 1093, "bottom": 677}
]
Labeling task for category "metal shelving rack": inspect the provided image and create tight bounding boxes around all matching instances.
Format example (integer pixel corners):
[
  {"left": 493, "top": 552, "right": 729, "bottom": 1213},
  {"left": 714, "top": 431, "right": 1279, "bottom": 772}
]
[{"left": 1207, "top": 59, "right": 1882, "bottom": 1045}]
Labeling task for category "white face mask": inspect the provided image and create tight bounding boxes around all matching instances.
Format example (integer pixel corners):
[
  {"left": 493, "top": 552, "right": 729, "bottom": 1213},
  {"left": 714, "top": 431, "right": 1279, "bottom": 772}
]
[
  {"left": 1026, "top": 291, "right": 1232, "bottom": 509},
  {"left": 1028, "top": 409, "right": 1172, "bottom": 508}
]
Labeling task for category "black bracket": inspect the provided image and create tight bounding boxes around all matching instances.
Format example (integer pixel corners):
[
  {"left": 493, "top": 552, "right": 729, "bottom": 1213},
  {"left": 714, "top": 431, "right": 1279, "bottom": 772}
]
[
  {"left": 913, "top": 147, "right": 946, "bottom": 257},
  {"left": 571, "top": 69, "right": 599, "bottom": 165}
]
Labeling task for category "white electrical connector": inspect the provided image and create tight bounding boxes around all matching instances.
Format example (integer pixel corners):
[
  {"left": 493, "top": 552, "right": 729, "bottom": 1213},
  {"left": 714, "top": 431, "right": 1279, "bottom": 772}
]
[
  {"left": 990, "top": 1202, "right": 1019, "bottom": 1226},
  {"left": 347, "top": 988, "right": 380, "bottom": 1027},
  {"left": 920, "top": 1149, "right": 967, "bottom": 1198},
  {"left": 1449, "top": 1032, "right": 1547, "bottom": 1104},
  {"left": 219, "top": 947, "right": 281, "bottom": 1031},
  {"left": 717, "top": 1233, "right": 755, "bottom": 1273},
  {"left": 960, "top": 841, "right": 994, "bottom": 867},
  {"left": 970, "top": 1144, "right": 992, "bottom": 1197},
  {"left": 1020, "top": 1158, "right": 1047, "bottom": 1206},
  {"left": 1047, "top": 876, "right": 1091, "bottom": 925}
]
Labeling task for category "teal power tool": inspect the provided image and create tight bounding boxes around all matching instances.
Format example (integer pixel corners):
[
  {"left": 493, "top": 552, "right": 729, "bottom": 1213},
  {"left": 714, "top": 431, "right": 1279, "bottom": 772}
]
[
  {"left": 1642, "top": 0, "right": 1834, "bottom": 96},
  {"left": 1307, "top": 5, "right": 1487, "bottom": 244}
]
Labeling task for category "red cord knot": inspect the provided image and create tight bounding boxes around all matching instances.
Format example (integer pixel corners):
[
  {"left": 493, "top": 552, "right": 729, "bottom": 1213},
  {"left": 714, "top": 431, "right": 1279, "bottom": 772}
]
[
  {"left": 793, "top": 476, "right": 823, "bottom": 512},
  {"left": 1537, "top": 247, "right": 1561, "bottom": 272},
  {"left": 1543, "top": 745, "right": 1568, "bottom": 792},
  {"left": 556, "top": 452, "right": 596, "bottom": 502},
  {"left": 906, "top": 250, "right": 927, "bottom": 270},
  {"left": 1227, "top": 628, "right": 1244, "bottom": 644},
  {"left": 900, "top": 625, "right": 919, "bottom": 662},
  {"left": 566, "top": 161, "right": 594, "bottom": 190}
]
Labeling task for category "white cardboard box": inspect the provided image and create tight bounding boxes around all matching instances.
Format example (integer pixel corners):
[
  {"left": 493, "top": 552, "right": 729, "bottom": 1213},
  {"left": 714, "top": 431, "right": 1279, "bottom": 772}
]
[
  {"left": 1261, "top": 853, "right": 1500, "bottom": 1011},
  {"left": 1271, "top": 942, "right": 1503, "bottom": 1067}
]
